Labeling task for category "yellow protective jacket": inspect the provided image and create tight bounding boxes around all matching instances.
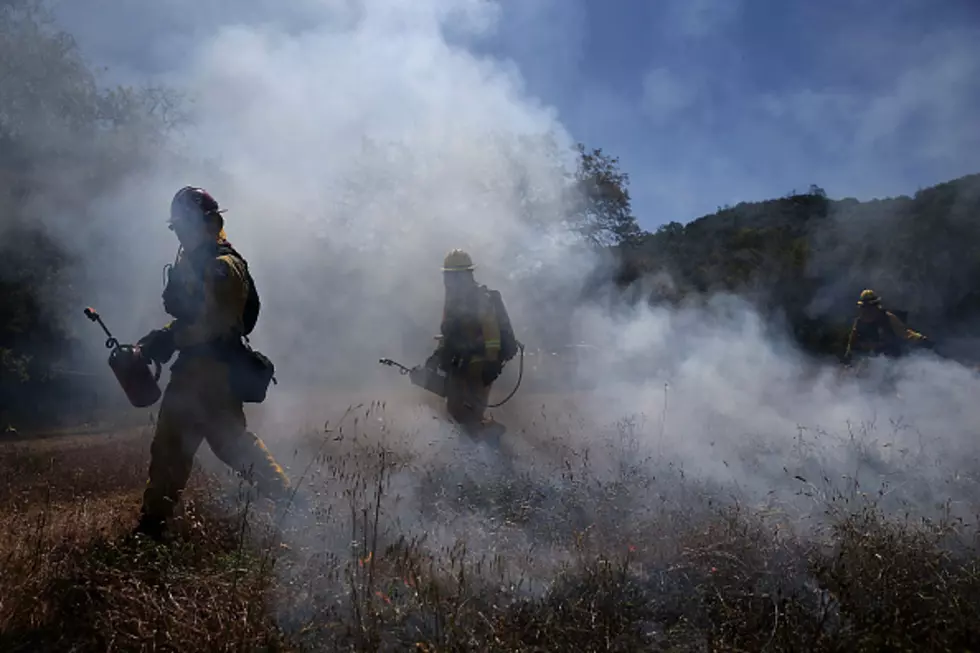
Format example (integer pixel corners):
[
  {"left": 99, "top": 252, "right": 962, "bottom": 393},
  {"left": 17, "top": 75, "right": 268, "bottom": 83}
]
[
  {"left": 435, "top": 285, "right": 501, "bottom": 365},
  {"left": 845, "top": 310, "right": 925, "bottom": 359},
  {"left": 161, "top": 240, "right": 250, "bottom": 352}
]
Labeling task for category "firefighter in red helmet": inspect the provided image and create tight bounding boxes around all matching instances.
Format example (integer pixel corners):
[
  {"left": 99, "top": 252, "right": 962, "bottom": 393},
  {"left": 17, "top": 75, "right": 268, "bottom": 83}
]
[{"left": 132, "top": 186, "right": 292, "bottom": 541}]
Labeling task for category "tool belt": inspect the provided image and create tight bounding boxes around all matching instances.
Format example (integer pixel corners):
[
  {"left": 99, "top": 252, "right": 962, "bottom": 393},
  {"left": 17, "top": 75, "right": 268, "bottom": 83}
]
[{"left": 177, "top": 337, "right": 276, "bottom": 403}]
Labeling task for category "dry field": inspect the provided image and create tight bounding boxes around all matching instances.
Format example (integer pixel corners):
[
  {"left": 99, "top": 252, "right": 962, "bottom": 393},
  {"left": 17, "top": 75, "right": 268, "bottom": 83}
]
[{"left": 2, "top": 384, "right": 980, "bottom": 652}]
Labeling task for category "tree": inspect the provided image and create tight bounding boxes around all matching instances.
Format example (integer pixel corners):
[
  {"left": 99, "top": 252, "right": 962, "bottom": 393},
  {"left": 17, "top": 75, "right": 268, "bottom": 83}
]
[
  {"left": 567, "top": 144, "right": 643, "bottom": 248},
  {"left": 655, "top": 221, "right": 685, "bottom": 240},
  {"left": 0, "top": 0, "right": 181, "bottom": 427},
  {"left": 592, "top": 170, "right": 980, "bottom": 360}
]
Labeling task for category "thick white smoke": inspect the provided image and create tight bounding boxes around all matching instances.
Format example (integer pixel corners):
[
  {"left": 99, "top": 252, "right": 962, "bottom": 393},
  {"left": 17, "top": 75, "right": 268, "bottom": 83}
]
[
  {"left": 34, "top": 0, "right": 980, "bottom": 582},
  {"left": 568, "top": 294, "right": 980, "bottom": 525},
  {"left": 48, "top": 0, "right": 587, "bottom": 407}
]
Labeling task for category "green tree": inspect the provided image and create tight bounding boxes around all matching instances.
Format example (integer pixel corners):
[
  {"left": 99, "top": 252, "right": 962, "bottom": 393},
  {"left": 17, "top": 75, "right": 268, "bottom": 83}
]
[
  {"left": 567, "top": 144, "right": 643, "bottom": 248},
  {"left": 0, "top": 0, "right": 181, "bottom": 427}
]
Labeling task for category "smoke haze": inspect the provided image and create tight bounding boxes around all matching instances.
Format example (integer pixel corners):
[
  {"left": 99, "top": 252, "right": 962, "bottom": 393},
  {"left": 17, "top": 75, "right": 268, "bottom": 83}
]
[
  {"left": 5, "top": 0, "right": 978, "bottom": 594},
  {"left": 48, "top": 0, "right": 590, "bottom": 394}
]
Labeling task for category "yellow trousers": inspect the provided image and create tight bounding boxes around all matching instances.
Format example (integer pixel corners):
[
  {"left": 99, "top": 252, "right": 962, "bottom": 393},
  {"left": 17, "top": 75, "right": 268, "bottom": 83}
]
[
  {"left": 139, "top": 355, "right": 291, "bottom": 525},
  {"left": 445, "top": 361, "right": 493, "bottom": 432}
]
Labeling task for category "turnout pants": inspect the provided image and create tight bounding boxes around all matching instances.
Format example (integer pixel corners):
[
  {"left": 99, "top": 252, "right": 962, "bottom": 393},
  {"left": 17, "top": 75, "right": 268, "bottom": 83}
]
[
  {"left": 445, "top": 361, "right": 493, "bottom": 432},
  {"left": 139, "top": 354, "right": 291, "bottom": 527}
]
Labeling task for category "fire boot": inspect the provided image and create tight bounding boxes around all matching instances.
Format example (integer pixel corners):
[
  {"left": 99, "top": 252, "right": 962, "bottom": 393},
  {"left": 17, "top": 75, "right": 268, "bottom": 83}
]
[{"left": 131, "top": 513, "right": 169, "bottom": 543}]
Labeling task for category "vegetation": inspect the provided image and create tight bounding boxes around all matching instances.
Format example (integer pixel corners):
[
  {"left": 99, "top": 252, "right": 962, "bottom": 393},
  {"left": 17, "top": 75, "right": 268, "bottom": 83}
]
[
  {"left": 604, "top": 174, "right": 980, "bottom": 360},
  {"left": 567, "top": 143, "right": 644, "bottom": 248},
  {"left": 0, "top": 0, "right": 183, "bottom": 429},
  {"left": 3, "top": 6, "right": 980, "bottom": 650},
  {"left": 4, "top": 406, "right": 980, "bottom": 651}
]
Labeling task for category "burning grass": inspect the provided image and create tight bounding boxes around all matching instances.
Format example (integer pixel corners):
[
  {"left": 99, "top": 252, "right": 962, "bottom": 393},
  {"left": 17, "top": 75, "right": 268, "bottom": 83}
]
[{"left": 2, "top": 402, "right": 980, "bottom": 651}]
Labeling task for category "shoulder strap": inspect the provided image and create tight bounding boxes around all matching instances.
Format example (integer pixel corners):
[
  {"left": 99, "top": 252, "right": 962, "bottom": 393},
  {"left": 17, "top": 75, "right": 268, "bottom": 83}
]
[
  {"left": 215, "top": 241, "right": 260, "bottom": 336},
  {"left": 480, "top": 284, "right": 498, "bottom": 314},
  {"left": 216, "top": 241, "right": 243, "bottom": 263}
]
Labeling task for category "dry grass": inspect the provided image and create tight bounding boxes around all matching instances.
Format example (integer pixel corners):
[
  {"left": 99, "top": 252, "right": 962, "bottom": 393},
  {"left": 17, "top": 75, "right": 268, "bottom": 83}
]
[{"left": 2, "top": 402, "right": 980, "bottom": 652}]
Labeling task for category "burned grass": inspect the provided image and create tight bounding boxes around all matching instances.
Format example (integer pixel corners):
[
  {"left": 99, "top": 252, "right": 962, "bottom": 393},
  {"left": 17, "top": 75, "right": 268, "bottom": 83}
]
[{"left": 2, "top": 404, "right": 980, "bottom": 652}]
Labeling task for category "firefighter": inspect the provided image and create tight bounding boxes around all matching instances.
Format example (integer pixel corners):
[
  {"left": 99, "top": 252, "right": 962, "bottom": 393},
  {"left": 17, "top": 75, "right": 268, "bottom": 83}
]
[
  {"left": 843, "top": 289, "right": 929, "bottom": 364},
  {"left": 132, "top": 186, "right": 292, "bottom": 541},
  {"left": 425, "top": 249, "right": 506, "bottom": 434}
]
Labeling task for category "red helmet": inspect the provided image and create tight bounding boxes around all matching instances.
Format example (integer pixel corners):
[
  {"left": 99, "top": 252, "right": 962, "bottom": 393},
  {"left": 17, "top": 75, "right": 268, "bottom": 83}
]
[{"left": 169, "top": 186, "right": 224, "bottom": 224}]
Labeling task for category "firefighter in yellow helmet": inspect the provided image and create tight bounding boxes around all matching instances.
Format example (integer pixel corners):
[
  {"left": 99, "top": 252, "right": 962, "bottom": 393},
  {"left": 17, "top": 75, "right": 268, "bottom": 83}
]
[
  {"left": 843, "top": 289, "right": 929, "bottom": 364},
  {"left": 425, "top": 249, "right": 509, "bottom": 434},
  {"left": 132, "top": 186, "right": 292, "bottom": 541}
]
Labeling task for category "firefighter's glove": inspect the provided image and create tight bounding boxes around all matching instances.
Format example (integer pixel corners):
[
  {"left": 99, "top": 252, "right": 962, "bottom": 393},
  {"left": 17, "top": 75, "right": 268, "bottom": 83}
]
[
  {"left": 482, "top": 361, "right": 503, "bottom": 386},
  {"left": 138, "top": 328, "right": 176, "bottom": 364}
]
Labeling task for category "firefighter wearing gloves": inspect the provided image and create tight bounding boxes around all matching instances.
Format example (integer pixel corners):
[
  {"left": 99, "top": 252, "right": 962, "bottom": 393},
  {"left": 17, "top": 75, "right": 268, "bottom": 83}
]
[
  {"left": 132, "top": 186, "right": 291, "bottom": 541},
  {"left": 843, "top": 289, "right": 929, "bottom": 364},
  {"left": 426, "top": 249, "right": 505, "bottom": 433}
]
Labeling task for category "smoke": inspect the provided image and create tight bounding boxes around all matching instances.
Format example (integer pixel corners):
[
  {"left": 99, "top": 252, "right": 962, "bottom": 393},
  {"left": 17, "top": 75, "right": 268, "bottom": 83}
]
[
  {"left": 803, "top": 175, "right": 980, "bottom": 335},
  {"left": 29, "top": 0, "right": 609, "bottom": 554},
  {"left": 571, "top": 295, "right": 980, "bottom": 522},
  {"left": 11, "top": 0, "right": 980, "bottom": 613},
  {"left": 37, "top": 0, "right": 587, "bottom": 395}
]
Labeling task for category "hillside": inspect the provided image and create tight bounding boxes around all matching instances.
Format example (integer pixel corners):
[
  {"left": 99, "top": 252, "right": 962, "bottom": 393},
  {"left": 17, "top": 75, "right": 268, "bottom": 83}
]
[{"left": 606, "top": 174, "right": 980, "bottom": 359}]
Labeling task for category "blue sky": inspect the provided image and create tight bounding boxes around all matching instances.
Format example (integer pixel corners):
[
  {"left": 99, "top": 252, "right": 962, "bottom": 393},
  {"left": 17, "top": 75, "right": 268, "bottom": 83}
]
[
  {"left": 479, "top": 0, "right": 980, "bottom": 229},
  {"left": 53, "top": 0, "right": 980, "bottom": 231}
]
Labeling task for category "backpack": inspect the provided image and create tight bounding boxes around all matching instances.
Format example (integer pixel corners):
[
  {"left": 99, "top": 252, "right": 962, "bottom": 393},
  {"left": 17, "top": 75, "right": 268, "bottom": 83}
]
[
  {"left": 483, "top": 285, "right": 519, "bottom": 362},
  {"left": 217, "top": 242, "right": 260, "bottom": 337}
]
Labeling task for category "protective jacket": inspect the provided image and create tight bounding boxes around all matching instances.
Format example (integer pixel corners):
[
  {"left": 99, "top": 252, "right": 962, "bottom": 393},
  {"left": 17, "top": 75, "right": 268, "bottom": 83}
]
[
  {"left": 845, "top": 310, "right": 925, "bottom": 360},
  {"left": 161, "top": 240, "right": 251, "bottom": 355}
]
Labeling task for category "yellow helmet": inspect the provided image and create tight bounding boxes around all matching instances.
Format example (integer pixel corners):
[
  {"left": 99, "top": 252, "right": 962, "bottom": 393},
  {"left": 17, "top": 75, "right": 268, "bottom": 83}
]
[
  {"left": 442, "top": 248, "right": 475, "bottom": 272},
  {"left": 857, "top": 289, "right": 881, "bottom": 306}
]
